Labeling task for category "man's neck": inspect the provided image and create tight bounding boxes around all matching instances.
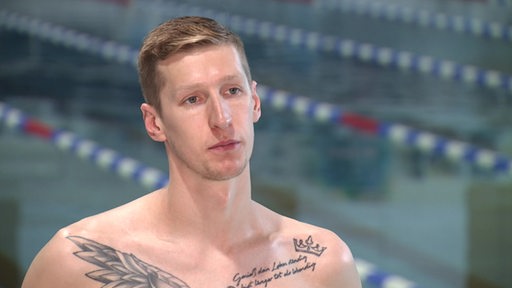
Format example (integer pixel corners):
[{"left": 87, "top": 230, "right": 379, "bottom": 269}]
[{"left": 152, "top": 169, "right": 272, "bottom": 253}]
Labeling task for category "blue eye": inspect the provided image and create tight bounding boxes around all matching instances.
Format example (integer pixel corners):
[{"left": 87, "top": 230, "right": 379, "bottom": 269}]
[
  {"left": 228, "top": 88, "right": 241, "bottom": 95},
  {"left": 185, "top": 96, "right": 198, "bottom": 104}
]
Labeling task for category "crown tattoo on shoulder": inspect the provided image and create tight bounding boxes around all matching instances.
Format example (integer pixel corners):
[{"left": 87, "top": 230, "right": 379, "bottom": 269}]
[{"left": 293, "top": 235, "right": 327, "bottom": 257}]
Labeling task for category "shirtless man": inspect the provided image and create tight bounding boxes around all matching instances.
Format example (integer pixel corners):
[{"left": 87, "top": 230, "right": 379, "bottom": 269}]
[{"left": 21, "top": 16, "right": 362, "bottom": 288}]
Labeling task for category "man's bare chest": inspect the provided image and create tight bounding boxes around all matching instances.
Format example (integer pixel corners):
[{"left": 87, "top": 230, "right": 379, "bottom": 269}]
[{"left": 67, "top": 235, "right": 326, "bottom": 288}]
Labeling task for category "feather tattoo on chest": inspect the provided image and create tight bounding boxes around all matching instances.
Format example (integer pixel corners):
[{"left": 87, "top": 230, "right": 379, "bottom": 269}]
[{"left": 67, "top": 236, "right": 191, "bottom": 288}]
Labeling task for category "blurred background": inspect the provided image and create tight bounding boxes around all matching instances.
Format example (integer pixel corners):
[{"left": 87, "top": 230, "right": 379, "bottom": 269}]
[{"left": 1, "top": 0, "right": 512, "bottom": 287}]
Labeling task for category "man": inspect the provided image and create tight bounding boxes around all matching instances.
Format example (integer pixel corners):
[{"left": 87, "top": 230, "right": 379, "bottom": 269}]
[{"left": 22, "top": 16, "right": 362, "bottom": 287}]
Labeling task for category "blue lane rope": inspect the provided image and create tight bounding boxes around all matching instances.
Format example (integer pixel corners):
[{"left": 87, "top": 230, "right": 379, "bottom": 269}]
[
  {"left": 1, "top": 9, "right": 511, "bottom": 175},
  {"left": 126, "top": 0, "right": 512, "bottom": 94},
  {"left": 0, "top": 103, "right": 169, "bottom": 190},
  {"left": 2, "top": 6, "right": 512, "bottom": 96},
  {"left": 315, "top": 0, "right": 512, "bottom": 43},
  {"left": 0, "top": 10, "right": 139, "bottom": 67},
  {"left": 257, "top": 86, "right": 512, "bottom": 175}
]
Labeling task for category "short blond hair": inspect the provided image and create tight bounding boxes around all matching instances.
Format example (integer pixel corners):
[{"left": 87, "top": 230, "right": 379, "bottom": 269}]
[{"left": 137, "top": 16, "right": 252, "bottom": 113}]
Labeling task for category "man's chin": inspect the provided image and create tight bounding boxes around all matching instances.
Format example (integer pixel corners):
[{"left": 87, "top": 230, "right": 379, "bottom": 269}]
[{"left": 204, "top": 163, "right": 248, "bottom": 181}]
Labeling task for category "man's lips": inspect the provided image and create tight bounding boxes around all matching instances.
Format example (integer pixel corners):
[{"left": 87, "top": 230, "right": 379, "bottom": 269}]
[{"left": 208, "top": 140, "right": 240, "bottom": 151}]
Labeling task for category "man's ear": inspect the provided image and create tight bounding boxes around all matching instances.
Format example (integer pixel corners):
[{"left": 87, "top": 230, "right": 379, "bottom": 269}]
[
  {"left": 251, "top": 81, "right": 261, "bottom": 123},
  {"left": 141, "top": 103, "right": 166, "bottom": 142}
]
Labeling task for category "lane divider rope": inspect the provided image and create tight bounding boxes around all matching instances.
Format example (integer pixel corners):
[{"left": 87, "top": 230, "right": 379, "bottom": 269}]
[
  {"left": 257, "top": 85, "right": 512, "bottom": 175},
  {"left": 0, "top": 101, "right": 421, "bottom": 288},
  {"left": 0, "top": 10, "right": 139, "bottom": 66},
  {"left": 315, "top": 0, "right": 512, "bottom": 42},
  {"left": 0, "top": 103, "right": 169, "bottom": 190},
  {"left": 438, "top": 0, "right": 512, "bottom": 7},
  {"left": 2, "top": 5, "right": 512, "bottom": 97},
  {"left": 0, "top": 9, "right": 511, "bottom": 175},
  {"left": 129, "top": 0, "right": 512, "bottom": 94}
]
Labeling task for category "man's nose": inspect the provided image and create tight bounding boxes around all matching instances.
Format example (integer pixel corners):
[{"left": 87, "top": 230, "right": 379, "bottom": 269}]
[{"left": 208, "top": 95, "right": 232, "bottom": 129}]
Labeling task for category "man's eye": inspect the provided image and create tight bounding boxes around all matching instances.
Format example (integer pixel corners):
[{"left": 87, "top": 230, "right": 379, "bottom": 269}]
[
  {"left": 185, "top": 96, "right": 198, "bottom": 104},
  {"left": 227, "top": 88, "right": 241, "bottom": 95}
]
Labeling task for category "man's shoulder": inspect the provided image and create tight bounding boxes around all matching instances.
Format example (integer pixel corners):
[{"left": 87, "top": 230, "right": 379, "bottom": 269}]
[
  {"left": 278, "top": 214, "right": 345, "bottom": 247},
  {"left": 276, "top": 217, "right": 362, "bottom": 287},
  {"left": 63, "top": 190, "right": 155, "bottom": 234},
  {"left": 21, "top": 228, "right": 97, "bottom": 288},
  {"left": 21, "top": 194, "right": 153, "bottom": 288}
]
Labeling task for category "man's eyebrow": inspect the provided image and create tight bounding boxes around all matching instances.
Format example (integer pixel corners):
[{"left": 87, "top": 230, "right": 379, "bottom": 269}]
[
  {"left": 173, "top": 74, "right": 246, "bottom": 93},
  {"left": 219, "top": 74, "right": 245, "bottom": 83},
  {"left": 173, "top": 83, "right": 202, "bottom": 94}
]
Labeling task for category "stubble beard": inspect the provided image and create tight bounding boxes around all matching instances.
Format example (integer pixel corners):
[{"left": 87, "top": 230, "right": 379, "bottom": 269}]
[
  {"left": 203, "top": 158, "right": 249, "bottom": 181},
  {"left": 168, "top": 141, "right": 251, "bottom": 182}
]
